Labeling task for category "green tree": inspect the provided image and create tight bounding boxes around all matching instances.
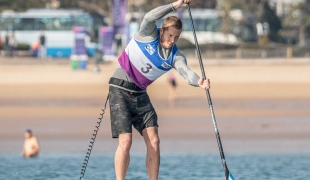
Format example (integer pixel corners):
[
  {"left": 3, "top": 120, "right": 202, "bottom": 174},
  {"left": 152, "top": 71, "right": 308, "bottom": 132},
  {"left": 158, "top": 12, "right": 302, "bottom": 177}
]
[
  {"left": 217, "top": 0, "right": 233, "bottom": 35},
  {"left": 0, "top": 0, "right": 216, "bottom": 26},
  {"left": 220, "top": 0, "right": 282, "bottom": 42},
  {"left": 0, "top": 0, "right": 217, "bottom": 12},
  {"left": 257, "top": 0, "right": 282, "bottom": 42},
  {"left": 282, "top": 1, "right": 310, "bottom": 45},
  {"left": 142, "top": 0, "right": 217, "bottom": 11},
  {"left": 0, "top": 0, "right": 45, "bottom": 11}
]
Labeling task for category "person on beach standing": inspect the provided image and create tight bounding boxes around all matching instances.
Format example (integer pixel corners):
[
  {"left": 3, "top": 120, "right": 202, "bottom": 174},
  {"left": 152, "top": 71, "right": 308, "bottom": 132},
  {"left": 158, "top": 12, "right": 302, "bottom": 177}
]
[
  {"left": 9, "top": 32, "right": 18, "bottom": 57},
  {"left": 4, "top": 31, "right": 10, "bottom": 56},
  {"left": 108, "top": 0, "right": 210, "bottom": 179},
  {"left": 21, "top": 129, "right": 40, "bottom": 158},
  {"left": 39, "top": 29, "right": 46, "bottom": 59}
]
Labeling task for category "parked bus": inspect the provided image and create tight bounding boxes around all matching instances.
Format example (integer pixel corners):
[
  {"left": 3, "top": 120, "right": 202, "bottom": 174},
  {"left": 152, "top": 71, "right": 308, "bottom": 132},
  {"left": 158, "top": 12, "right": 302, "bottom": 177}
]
[
  {"left": 0, "top": 9, "right": 103, "bottom": 58},
  {"left": 156, "top": 9, "right": 239, "bottom": 46}
]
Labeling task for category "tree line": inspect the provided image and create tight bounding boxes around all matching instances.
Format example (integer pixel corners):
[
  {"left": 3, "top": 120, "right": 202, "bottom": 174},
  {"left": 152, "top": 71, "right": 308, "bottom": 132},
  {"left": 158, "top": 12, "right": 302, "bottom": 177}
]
[{"left": 1, "top": 0, "right": 310, "bottom": 45}]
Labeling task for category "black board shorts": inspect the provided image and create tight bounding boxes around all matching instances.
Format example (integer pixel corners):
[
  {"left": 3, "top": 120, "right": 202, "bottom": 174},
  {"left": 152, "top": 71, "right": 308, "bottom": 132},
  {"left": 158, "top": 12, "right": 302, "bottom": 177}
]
[{"left": 108, "top": 85, "right": 158, "bottom": 138}]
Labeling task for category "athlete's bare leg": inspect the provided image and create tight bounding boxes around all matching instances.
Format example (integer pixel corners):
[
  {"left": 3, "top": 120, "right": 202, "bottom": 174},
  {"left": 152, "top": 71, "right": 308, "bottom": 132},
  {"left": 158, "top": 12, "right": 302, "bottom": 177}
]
[
  {"left": 142, "top": 127, "right": 160, "bottom": 180},
  {"left": 115, "top": 133, "right": 132, "bottom": 180}
]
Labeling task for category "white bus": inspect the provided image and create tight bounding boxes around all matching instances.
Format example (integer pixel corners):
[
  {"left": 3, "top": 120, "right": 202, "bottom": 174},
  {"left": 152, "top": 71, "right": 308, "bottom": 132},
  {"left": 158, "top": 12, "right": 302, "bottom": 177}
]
[
  {"left": 156, "top": 9, "right": 239, "bottom": 45},
  {"left": 0, "top": 9, "right": 100, "bottom": 58},
  {"left": 128, "top": 9, "right": 257, "bottom": 46}
]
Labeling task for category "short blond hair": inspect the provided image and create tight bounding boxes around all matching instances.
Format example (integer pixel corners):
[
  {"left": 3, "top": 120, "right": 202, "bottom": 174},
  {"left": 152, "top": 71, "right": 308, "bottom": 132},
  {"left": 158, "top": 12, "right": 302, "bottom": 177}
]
[{"left": 162, "top": 16, "right": 182, "bottom": 30}]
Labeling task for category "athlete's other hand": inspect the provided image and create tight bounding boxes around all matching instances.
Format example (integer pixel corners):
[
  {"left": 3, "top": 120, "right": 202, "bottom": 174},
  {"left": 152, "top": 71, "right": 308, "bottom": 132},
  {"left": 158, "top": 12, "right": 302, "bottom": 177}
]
[
  {"left": 181, "top": 0, "right": 195, "bottom": 5},
  {"left": 198, "top": 78, "right": 210, "bottom": 89},
  {"left": 173, "top": 0, "right": 195, "bottom": 9}
]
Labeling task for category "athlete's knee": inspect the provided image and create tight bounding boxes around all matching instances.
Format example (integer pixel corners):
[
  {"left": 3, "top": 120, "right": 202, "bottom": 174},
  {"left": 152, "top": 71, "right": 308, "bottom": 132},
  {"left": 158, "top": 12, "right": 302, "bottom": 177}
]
[
  {"left": 118, "top": 133, "right": 132, "bottom": 152},
  {"left": 148, "top": 136, "right": 160, "bottom": 152}
]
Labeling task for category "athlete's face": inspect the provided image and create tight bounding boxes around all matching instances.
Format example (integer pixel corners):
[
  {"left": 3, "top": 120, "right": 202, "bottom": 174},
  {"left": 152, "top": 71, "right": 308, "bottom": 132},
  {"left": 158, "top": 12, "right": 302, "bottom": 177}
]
[{"left": 160, "top": 26, "right": 181, "bottom": 49}]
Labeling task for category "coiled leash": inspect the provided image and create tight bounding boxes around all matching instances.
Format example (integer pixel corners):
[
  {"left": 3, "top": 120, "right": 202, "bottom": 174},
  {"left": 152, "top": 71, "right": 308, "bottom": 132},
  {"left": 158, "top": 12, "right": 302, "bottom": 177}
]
[{"left": 80, "top": 94, "right": 109, "bottom": 179}]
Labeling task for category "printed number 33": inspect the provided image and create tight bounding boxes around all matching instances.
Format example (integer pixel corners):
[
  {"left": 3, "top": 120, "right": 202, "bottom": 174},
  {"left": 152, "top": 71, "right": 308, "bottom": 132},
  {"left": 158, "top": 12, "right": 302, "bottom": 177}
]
[{"left": 141, "top": 63, "right": 152, "bottom": 73}]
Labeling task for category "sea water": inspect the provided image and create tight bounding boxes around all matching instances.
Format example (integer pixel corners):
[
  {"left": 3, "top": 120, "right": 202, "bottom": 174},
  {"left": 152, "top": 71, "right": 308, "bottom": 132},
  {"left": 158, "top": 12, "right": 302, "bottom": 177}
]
[{"left": 0, "top": 153, "right": 309, "bottom": 180}]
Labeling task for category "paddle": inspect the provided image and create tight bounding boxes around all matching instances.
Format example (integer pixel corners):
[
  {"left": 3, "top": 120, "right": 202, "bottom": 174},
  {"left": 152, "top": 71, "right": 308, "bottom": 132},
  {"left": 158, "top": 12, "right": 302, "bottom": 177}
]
[{"left": 186, "top": 4, "right": 235, "bottom": 180}]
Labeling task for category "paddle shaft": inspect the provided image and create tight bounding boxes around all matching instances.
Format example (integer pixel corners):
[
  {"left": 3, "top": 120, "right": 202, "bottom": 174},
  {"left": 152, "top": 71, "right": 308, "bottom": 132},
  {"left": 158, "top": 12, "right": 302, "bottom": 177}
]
[{"left": 186, "top": 4, "right": 230, "bottom": 180}]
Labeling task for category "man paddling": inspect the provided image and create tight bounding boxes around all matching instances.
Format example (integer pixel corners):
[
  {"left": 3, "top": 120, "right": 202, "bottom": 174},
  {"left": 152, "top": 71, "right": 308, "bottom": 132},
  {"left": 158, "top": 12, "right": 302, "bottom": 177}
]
[{"left": 108, "top": 0, "right": 210, "bottom": 179}]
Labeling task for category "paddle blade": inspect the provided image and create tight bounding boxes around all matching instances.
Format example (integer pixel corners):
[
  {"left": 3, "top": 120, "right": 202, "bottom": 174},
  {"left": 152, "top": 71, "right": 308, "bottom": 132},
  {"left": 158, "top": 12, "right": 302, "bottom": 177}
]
[{"left": 229, "top": 173, "right": 235, "bottom": 180}]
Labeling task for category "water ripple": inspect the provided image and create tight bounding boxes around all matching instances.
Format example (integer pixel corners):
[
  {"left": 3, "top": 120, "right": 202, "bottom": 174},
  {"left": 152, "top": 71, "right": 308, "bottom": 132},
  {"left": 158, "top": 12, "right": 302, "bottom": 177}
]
[{"left": 0, "top": 153, "right": 309, "bottom": 180}]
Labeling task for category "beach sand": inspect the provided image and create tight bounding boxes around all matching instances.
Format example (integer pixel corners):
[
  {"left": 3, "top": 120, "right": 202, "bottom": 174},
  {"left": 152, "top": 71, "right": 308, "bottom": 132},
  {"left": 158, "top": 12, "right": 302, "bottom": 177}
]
[{"left": 0, "top": 57, "right": 310, "bottom": 154}]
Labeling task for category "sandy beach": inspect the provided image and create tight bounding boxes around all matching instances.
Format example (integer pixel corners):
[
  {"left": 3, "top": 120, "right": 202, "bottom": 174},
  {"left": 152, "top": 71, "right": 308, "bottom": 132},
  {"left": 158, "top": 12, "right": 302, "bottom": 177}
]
[{"left": 0, "top": 57, "right": 310, "bottom": 154}]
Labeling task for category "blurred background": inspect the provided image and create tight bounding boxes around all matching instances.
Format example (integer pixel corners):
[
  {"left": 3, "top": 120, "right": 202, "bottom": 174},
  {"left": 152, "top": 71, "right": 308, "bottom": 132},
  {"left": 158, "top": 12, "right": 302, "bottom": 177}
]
[
  {"left": 0, "top": 0, "right": 310, "bottom": 59},
  {"left": 0, "top": 0, "right": 310, "bottom": 180}
]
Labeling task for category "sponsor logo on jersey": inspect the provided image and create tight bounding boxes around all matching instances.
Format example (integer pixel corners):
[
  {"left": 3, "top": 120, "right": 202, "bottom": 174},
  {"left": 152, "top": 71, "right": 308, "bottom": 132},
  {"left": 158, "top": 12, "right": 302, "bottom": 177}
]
[
  {"left": 161, "top": 62, "right": 171, "bottom": 69},
  {"left": 145, "top": 44, "right": 155, "bottom": 55}
]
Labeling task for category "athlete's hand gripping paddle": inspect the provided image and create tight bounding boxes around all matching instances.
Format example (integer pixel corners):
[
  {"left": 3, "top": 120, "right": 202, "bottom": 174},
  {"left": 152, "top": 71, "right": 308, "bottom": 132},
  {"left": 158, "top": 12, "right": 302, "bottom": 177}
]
[{"left": 186, "top": 4, "right": 235, "bottom": 180}]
